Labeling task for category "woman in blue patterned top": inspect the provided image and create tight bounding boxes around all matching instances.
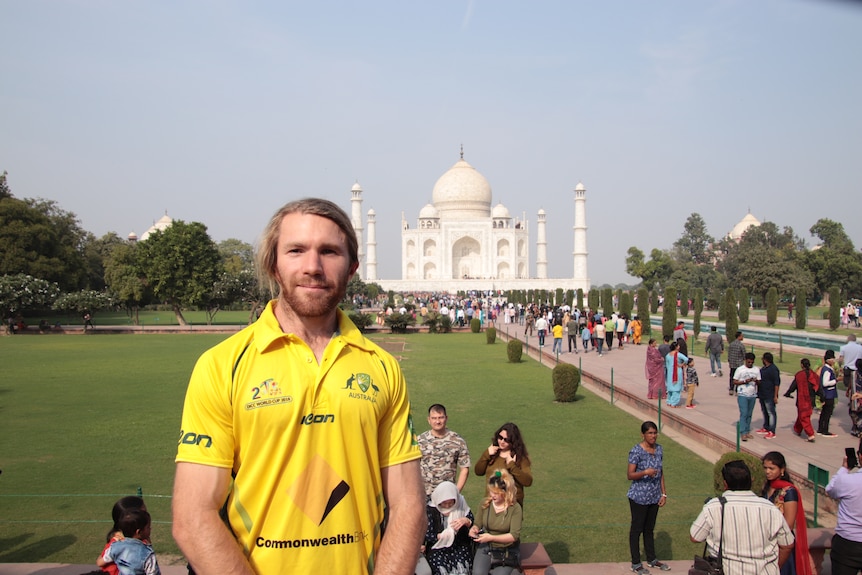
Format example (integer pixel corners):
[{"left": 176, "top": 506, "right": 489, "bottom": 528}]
[{"left": 626, "top": 421, "right": 670, "bottom": 575}]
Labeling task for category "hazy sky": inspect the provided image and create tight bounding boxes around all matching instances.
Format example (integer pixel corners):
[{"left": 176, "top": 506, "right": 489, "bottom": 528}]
[{"left": 2, "top": 0, "right": 860, "bottom": 285}]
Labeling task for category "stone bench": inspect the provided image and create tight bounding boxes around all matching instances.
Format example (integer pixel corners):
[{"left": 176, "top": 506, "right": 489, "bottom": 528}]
[
  {"left": 807, "top": 527, "right": 834, "bottom": 575},
  {"left": 520, "top": 542, "right": 553, "bottom": 575}
]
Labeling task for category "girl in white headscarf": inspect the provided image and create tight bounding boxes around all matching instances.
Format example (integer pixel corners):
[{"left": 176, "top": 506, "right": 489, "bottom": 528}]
[{"left": 416, "top": 481, "right": 474, "bottom": 575}]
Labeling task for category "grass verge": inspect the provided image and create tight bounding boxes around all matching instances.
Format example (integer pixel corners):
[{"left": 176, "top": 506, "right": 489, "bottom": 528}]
[{"left": 0, "top": 332, "right": 717, "bottom": 565}]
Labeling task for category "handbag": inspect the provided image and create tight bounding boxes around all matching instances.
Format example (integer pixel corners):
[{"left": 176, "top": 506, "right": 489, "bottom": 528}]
[
  {"left": 488, "top": 544, "right": 520, "bottom": 569},
  {"left": 689, "top": 496, "right": 726, "bottom": 575}
]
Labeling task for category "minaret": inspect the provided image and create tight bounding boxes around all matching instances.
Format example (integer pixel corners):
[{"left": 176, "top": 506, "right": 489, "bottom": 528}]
[
  {"left": 572, "top": 182, "right": 590, "bottom": 291},
  {"left": 350, "top": 182, "right": 365, "bottom": 275},
  {"left": 536, "top": 209, "right": 548, "bottom": 279},
  {"left": 366, "top": 208, "right": 377, "bottom": 281}
]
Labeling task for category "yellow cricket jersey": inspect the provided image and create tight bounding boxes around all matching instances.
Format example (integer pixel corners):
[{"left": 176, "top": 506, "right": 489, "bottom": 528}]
[{"left": 176, "top": 301, "right": 420, "bottom": 574}]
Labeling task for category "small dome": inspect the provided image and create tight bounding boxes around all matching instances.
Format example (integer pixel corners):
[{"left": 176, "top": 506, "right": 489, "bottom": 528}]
[
  {"left": 127, "top": 232, "right": 138, "bottom": 241},
  {"left": 351, "top": 182, "right": 363, "bottom": 192},
  {"left": 538, "top": 208, "right": 546, "bottom": 215},
  {"left": 729, "top": 213, "right": 761, "bottom": 241},
  {"left": 575, "top": 182, "right": 586, "bottom": 191},
  {"left": 419, "top": 203, "right": 439, "bottom": 219},
  {"left": 367, "top": 208, "right": 376, "bottom": 216},
  {"left": 431, "top": 157, "right": 492, "bottom": 220},
  {"left": 492, "top": 203, "right": 511, "bottom": 218}
]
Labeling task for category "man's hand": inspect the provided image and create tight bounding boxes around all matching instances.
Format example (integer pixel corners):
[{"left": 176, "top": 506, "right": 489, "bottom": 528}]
[
  {"left": 377, "top": 460, "right": 426, "bottom": 575},
  {"left": 172, "top": 463, "right": 255, "bottom": 575}
]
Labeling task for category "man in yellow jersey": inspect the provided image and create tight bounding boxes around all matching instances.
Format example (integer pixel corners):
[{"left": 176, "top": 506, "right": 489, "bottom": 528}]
[{"left": 172, "top": 198, "right": 426, "bottom": 574}]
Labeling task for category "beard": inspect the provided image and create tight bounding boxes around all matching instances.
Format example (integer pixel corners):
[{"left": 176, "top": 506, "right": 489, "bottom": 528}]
[{"left": 278, "top": 275, "right": 349, "bottom": 320}]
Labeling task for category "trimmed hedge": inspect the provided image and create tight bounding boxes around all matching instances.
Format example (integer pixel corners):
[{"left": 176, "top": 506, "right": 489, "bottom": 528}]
[
  {"left": 552, "top": 363, "right": 580, "bottom": 402},
  {"left": 486, "top": 327, "right": 497, "bottom": 344},
  {"left": 712, "top": 451, "right": 766, "bottom": 496},
  {"left": 507, "top": 339, "right": 523, "bottom": 363}
]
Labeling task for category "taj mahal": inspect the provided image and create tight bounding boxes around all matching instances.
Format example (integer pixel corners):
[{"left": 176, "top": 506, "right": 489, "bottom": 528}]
[
  {"left": 132, "top": 150, "right": 764, "bottom": 295},
  {"left": 348, "top": 150, "right": 591, "bottom": 294}
]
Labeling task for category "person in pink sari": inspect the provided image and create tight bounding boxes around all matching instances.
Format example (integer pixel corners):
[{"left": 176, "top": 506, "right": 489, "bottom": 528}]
[{"left": 645, "top": 339, "right": 665, "bottom": 400}]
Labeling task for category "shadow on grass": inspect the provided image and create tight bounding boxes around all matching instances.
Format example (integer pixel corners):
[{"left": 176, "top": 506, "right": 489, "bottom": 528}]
[
  {"left": 552, "top": 394, "right": 588, "bottom": 403},
  {"left": 544, "top": 540, "right": 572, "bottom": 563},
  {"left": 0, "top": 533, "right": 77, "bottom": 563},
  {"left": 655, "top": 530, "right": 674, "bottom": 563}
]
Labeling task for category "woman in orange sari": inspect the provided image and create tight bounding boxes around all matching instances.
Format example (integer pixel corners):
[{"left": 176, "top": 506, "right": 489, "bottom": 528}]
[{"left": 630, "top": 316, "right": 643, "bottom": 345}]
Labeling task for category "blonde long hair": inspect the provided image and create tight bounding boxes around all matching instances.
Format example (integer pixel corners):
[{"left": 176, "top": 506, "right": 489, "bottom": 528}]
[{"left": 481, "top": 469, "right": 517, "bottom": 509}]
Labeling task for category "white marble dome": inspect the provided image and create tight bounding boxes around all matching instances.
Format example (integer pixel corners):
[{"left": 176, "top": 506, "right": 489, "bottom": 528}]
[
  {"left": 352, "top": 182, "right": 363, "bottom": 192},
  {"left": 140, "top": 213, "right": 174, "bottom": 242},
  {"left": 729, "top": 212, "right": 761, "bottom": 241},
  {"left": 575, "top": 182, "right": 586, "bottom": 192},
  {"left": 419, "top": 203, "right": 439, "bottom": 219},
  {"left": 431, "top": 158, "right": 492, "bottom": 219},
  {"left": 491, "top": 203, "right": 511, "bottom": 219}
]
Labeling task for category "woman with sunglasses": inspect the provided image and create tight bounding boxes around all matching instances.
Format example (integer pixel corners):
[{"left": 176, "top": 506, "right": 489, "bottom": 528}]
[
  {"left": 469, "top": 470, "right": 522, "bottom": 575},
  {"left": 474, "top": 423, "right": 532, "bottom": 506}
]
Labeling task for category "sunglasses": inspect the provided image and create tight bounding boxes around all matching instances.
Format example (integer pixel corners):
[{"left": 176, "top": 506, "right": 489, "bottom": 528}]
[{"left": 496, "top": 435, "right": 509, "bottom": 443}]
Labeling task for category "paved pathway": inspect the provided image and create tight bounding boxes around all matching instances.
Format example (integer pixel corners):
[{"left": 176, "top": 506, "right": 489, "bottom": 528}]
[{"left": 496, "top": 319, "right": 853, "bottom": 506}]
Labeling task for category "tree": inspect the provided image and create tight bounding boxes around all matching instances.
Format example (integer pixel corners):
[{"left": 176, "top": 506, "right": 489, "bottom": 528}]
[
  {"left": 673, "top": 213, "right": 715, "bottom": 265},
  {"left": 555, "top": 288, "right": 564, "bottom": 307},
  {"left": 724, "top": 289, "right": 738, "bottom": 345},
  {"left": 602, "top": 287, "right": 614, "bottom": 317},
  {"left": 0, "top": 274, "right": 61, "bottom": 320},
  {"left": 53, "top": 290, "right": 114, "bottom": 319},
  {"left": 218, "top": 238, "right": 255, "bottom": 275},
  {"left": 135, "top": 221, "right": 222, "bottom": 325},
  {"left": 626, "top": 247, "right": 675, "bottom": 289},
  {"left": 202, "top": 270, "right": 263, "bottom": 325},
  {"left": 82, "top": 232, "right": 127, "bottom": 291},
  {"left": 637, "top": 287, "right": 650, "bottom": 336},
  {"left": 829, "top": 286, "right": 841, "bottom": 331},
  {"left": 0, "top": 170, "right": 12, "bottom": 200},
  {"left": 667, "top": 260, "right": 721, "bottom": 292},
  {"left": 24, "top": 198, "right": 90, "bottom": 289},
  {"left": 565, "top": 289, "right": 574, "bottom": 308},
  {"left": 620, "top": 291, "right": 633, "bottom": 317},
  {"left": 588, "top": 289, "right": 599, "bottom": 312},
  {"left": 795, "top": 288, "right": 808, "bottom": 329},
  {"left": 720, "top": 221, "right": 813, "bottom": 303},
  {"left": 0, "top": 197, "right": 87, "bottom": 290},
  {"left": 650, "top": 290, "right": 659, "bottom": 314},
  {"left": 737, "top": 288, "right": 750, "bottom": 323},
  {"left": 662, "top": 286, "right": 677, "bottom": 339},
  {"left": 693, "top": 288, "right": 704, "bottom": 340},
  {"left": 576, "top": 288, "right": 584, "bottom": 310},
  {"left": 678, "top": 285, "right": 690, "bottom": 317},
  {"left": 104, "top": 242, "right": 152, "bottom": 325},
  {"left": 806, "top": 218, "right": 862, "bottom": 299},
  {"left": 766, "top": 287, "right": 778, "bottom": 326}
]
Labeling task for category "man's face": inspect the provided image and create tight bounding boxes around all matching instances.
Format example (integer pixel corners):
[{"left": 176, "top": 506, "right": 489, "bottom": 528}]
[
  {"left": 274, "top": 213, "right": 357, "bottom": 319},
  {"left": 744, "top": 358, "right": 755, "bottom": 368},
  {"left": 428, "top": 410, "right": 447, "bottom": 433}
]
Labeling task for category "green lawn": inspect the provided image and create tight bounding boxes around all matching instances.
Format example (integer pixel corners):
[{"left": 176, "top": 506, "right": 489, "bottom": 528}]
[{"left": 0, "top": 332, "right": 716, "bottom": 566}]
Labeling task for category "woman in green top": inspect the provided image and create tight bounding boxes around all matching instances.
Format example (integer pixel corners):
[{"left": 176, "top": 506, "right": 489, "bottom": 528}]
[{"left": 469, "top": 470, "right": 523, "bottom": 575}]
